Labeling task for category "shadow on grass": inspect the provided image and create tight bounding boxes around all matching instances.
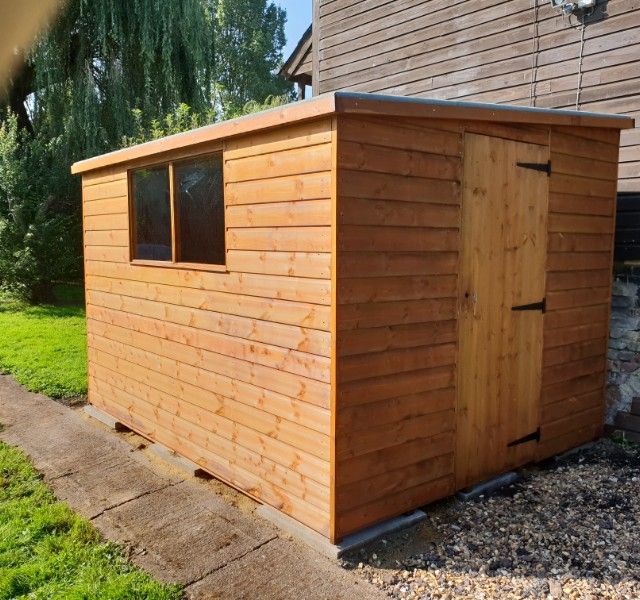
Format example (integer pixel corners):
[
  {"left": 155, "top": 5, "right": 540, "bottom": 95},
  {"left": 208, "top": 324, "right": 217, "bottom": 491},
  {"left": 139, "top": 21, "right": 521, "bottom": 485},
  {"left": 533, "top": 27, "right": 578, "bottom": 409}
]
[{"left": 0, "top": 282, "right": 84, "bottom": 314}]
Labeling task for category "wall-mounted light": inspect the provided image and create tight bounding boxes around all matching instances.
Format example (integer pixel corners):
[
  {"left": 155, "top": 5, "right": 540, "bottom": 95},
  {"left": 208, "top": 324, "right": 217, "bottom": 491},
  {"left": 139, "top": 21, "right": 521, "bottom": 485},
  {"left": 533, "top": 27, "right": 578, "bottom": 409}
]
[
  {"left": 550, "top": 0, "right": 575, "bottom": 15},
  {"left": 550, "top": 0, "right": 597, "bottom": 15}
]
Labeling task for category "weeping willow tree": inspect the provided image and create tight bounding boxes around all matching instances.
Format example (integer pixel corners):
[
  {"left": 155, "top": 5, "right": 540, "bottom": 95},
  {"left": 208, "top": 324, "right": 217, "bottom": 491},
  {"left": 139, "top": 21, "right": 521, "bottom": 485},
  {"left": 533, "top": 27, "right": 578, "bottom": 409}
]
[
  {"left": 6, "top": 0, "right": 290, "bottom": 159},
  {"left": 0, "top": 0, "right": 290, "bottom": 302},
  {"left": 21, "top": 0, "right": 214, "bottom": 159}
]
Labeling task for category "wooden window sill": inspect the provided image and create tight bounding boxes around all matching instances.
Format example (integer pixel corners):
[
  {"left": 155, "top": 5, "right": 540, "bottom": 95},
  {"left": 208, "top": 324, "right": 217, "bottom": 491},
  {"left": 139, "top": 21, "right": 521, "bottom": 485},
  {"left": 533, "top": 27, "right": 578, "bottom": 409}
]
[{"left": 130, "top": 259, "right": 228, "bottom": 273}]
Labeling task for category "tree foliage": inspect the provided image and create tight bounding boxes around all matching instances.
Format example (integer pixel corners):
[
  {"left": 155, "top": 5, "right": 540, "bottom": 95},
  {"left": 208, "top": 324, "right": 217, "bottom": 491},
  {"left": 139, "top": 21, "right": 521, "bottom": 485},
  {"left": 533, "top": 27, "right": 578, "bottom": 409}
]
[
  {"left": 0, "top": 116, "right": 80, "bottom": 303},
  {"left": 0, "top": 0, "right": 291, "bottom": 302},
  {"left": 6, "top": 0, "right": 291, "bottom": 156},
  {"left": 27, "top": 0, "right": 215, "bottom": 159},
  {"left": 215, "top": 0, "right": 290, "bottom": 118}
]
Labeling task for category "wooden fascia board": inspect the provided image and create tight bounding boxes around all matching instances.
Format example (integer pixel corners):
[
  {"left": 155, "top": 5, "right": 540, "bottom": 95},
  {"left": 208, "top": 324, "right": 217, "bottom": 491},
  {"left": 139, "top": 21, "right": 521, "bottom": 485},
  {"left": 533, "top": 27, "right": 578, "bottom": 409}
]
[{"left": 71, "top": 93, "right": 336, "bottom": 175}]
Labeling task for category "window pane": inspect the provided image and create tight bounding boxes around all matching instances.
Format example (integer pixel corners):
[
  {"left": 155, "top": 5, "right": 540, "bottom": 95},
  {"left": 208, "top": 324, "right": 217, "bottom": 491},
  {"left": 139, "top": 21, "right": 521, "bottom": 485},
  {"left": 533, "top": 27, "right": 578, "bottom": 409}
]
[
  {"left": 174, "top": 154, "right": 225, "bottom": 265},
  {"left": 131, "top": 166, "right": 171, "bottom": 261}
]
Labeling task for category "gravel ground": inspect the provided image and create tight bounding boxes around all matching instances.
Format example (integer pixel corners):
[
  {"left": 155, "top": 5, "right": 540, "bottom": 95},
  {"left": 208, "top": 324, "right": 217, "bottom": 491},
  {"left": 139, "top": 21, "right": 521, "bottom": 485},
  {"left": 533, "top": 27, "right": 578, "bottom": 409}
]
[{"left": 343, "top": 439, "right": 640, "bottom": 599}]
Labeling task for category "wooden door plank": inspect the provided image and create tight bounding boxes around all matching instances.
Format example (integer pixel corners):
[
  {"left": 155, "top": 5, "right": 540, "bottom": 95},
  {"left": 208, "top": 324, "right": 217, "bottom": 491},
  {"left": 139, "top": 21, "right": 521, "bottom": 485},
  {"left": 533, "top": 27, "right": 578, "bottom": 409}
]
[{"left": 456, "top": 133, "right": 548, "bottom": 488}]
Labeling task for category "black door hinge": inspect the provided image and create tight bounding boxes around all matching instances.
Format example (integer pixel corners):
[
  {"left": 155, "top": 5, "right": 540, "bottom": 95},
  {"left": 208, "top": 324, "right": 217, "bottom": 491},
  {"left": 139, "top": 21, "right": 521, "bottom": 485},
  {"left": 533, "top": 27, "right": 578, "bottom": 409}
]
[
  {"left": 516, "top": 160, "right": 551, "bottom": 176},
  {"left": 507, "top": 427, "right": 541, "bottom": 447},
  {"left": 512, "top": 298, "right": 546, "bottom": 313}
]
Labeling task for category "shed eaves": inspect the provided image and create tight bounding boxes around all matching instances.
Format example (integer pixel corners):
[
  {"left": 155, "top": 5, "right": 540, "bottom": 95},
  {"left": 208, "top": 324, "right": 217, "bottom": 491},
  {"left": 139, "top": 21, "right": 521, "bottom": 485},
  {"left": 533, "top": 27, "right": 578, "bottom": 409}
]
[{"left": 71, "top": 92, "right": 634, "bottom": 175}]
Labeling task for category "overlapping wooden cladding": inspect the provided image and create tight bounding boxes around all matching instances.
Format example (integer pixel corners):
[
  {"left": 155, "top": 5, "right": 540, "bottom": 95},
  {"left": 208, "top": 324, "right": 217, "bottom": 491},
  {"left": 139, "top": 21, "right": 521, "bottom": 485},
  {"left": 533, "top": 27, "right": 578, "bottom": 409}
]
[
  {"left": 333, "top": 115, "right": 462, "bottom": 539},
  {"left": 79, "top": 103, "right": 622, "bottom": 544},
  {"left": 82, "top": 117, "right": 335, "bottom": 537},
  {"left": 331, "top": 114, "right": 618, "bottom": 541},
  {"left": 540, "top": 126, "right": 619, "bottom": 459},
  {"left": 315, "top": 0, "right": 639, "bottom": 192}
]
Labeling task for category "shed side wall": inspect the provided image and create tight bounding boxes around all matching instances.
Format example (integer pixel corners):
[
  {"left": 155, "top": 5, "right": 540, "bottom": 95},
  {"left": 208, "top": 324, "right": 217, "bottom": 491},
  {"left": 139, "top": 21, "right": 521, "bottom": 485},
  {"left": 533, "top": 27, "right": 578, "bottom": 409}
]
[
  {"left": 539, "top": 126, "right": 620, "bottom": 458},
  {"left": 82, "top": 117, "right": 334, "bottom": 536},
  {"left": 333, "top": 114, "right": 463, "bottom": 539},
  {"left": 315, "top": 0, "right": 639, "bottom": 192}
]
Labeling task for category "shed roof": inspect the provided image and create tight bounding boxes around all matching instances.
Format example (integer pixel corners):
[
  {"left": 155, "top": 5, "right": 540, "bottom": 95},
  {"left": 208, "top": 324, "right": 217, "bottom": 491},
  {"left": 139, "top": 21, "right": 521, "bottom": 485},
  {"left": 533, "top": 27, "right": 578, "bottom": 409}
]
[{"left": 71, "top": 92, "right": 635, "bottom": 175}]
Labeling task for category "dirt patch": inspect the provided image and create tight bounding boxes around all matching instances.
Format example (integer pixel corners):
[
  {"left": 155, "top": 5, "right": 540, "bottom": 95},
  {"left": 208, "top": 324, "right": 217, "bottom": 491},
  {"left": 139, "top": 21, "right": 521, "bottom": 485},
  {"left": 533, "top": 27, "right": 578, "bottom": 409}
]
[{"left": 56, "top": 394, "right": 87, "bottom": 408}]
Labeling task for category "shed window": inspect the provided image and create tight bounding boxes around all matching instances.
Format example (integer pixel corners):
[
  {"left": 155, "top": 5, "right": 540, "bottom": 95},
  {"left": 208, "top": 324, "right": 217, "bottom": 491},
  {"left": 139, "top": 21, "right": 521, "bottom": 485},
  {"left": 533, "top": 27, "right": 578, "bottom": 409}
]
[
  {"left": 131, "top": 166, "right": 172, "bottom": 261},
  {"left": 129, "top": 152, "right": 225, "bottom": 266},
  {"left": 174, "top": 156, "right": 225, "bottom": 265}
]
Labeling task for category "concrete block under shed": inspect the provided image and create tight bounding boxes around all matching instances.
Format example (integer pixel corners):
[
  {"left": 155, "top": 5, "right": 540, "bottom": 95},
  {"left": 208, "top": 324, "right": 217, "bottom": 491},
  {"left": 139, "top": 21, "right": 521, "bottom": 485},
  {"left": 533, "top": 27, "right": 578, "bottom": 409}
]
[
  {"left": 148, "top": 442, "right": 203, "bottom": 477},
  {"left": 257, "top": 504, "right": 426, "bottom": 559},
  {"left": 457, "top": 472, "right": 520, "bottom": 501},
  {"left": 84, "top": 404, "right": 130, "bottom": 432}
]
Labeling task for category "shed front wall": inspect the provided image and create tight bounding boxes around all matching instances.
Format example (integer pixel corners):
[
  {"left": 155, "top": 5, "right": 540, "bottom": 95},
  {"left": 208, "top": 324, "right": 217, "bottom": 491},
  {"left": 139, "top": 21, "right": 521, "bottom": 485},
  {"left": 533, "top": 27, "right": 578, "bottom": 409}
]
[
  {"left": 82, "top": 117, "right": 335, "bottom": 537},
  {"left": 333, "top": 114, "right": 618, "bottom": 541}
]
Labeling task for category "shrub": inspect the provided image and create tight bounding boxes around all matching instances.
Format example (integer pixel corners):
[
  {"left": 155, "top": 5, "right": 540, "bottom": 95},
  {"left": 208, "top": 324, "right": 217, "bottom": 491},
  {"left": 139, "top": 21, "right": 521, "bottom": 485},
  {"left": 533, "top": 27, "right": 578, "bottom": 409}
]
[{"left": 0, "top": 115, "right": 81, "bottom": 303}]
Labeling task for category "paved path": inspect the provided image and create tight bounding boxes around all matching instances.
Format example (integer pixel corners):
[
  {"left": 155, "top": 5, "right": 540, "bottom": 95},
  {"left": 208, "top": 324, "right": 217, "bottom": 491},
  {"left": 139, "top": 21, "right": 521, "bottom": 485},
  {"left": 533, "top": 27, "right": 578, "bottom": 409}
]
[{"left": 0, "top": 375, "right": 382, "bottom": 599}]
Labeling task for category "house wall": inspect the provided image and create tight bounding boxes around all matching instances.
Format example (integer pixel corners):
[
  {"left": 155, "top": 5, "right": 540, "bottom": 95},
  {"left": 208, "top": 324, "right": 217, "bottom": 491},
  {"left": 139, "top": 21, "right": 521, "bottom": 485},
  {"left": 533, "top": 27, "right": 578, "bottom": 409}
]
[
  {"left": 332, "top": 114, "right": 619, "bottom": 540},
  {"left": 315, "top": 0, "right": 639, "bottom": 193},
  {"left": 81, "top": 117, "right": 335, "bottom": 537}
]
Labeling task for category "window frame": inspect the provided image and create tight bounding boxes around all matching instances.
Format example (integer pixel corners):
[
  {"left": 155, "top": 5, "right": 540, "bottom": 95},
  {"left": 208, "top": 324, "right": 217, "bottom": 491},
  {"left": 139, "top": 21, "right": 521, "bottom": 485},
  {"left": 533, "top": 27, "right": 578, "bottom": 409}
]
[{"left": 127, "top": 149, "right": 227, "bottom": 273}]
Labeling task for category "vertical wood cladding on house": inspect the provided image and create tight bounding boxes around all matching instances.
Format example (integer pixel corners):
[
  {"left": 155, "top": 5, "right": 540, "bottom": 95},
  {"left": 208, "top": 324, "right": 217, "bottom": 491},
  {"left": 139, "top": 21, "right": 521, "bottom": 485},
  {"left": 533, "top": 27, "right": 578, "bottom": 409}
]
[{"left": 315, "top": 0, "right": 639, "bottom": 193}]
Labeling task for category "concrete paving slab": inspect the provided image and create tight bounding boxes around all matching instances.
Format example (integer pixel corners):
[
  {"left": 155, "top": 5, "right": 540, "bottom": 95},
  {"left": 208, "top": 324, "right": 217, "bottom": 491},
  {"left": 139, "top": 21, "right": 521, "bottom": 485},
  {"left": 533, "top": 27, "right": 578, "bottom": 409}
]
[
  {"left": 50, "top": 456, "right": 179, "bottom": 519},
  {"left": 0, "top": 374, "right": 385, "bottom": 599},
  {"left": 179, "top": 478, "right": 278, "bottom": 542},
  {"left": 185, "top": 537, "right": 382, "bottom": 600},
  {"left": 93, "top": 480, "right": 276, "bottom": 584},
  {"left": 0, "top": 376, "right": 67, "bottom": 424},
  {"left": 0, "top": 411, "right": 122, "bottom": 479},
  {"left": 148, "top": 441, "right": 201, "bottom": 477}
]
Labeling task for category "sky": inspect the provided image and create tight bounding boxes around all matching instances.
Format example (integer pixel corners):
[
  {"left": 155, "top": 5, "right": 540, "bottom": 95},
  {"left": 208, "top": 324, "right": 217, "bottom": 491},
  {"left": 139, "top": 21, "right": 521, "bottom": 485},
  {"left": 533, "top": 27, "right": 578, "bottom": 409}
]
[{"left": 274, "top": 0, "right": 312, "bottom": 60}]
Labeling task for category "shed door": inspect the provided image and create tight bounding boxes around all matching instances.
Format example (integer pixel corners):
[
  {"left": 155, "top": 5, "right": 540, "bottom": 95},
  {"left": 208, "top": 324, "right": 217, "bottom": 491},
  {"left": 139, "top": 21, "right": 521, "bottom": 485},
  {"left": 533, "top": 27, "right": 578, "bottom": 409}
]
[{"left": 456, "top": 133, "right": 549, "bottom": 489}]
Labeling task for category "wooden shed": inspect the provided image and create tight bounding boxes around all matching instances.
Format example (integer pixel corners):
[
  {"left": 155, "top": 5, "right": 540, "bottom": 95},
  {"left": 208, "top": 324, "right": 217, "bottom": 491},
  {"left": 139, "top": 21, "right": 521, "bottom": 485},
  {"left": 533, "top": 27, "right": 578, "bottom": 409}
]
[{"left": 71, "top": 92, "right": 633, "bottom": 544}]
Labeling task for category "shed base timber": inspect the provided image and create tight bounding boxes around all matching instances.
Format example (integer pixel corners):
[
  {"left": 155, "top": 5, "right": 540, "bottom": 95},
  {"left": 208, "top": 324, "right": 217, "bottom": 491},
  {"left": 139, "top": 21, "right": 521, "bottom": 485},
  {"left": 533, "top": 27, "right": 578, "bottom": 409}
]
[{"left": 257, "top": 504, "right": 426, "bottom": 559}]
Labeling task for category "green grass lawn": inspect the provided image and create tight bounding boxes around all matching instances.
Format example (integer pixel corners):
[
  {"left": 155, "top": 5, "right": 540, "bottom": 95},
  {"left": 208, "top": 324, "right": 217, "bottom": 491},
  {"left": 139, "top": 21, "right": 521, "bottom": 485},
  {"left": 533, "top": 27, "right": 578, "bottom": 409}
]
[
  {"left": 0, "top": 285, "right": 87, "bottom": 398},
  {"left": 0, "top": 440, "right": 181, "bottom": 599}
]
